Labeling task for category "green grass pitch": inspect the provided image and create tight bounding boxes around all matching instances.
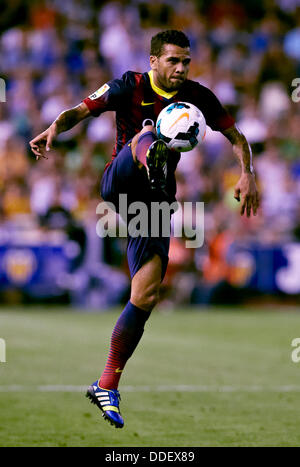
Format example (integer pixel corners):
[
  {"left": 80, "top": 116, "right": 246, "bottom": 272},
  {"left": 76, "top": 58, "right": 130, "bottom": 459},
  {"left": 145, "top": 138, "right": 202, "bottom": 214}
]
[{"left": 1, "top": 306, "right": 300, "bottom": 447}]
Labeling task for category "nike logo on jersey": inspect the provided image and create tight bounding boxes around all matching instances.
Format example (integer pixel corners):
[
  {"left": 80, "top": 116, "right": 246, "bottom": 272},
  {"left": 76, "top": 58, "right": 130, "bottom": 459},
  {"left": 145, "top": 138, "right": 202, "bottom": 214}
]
[
  {"left": 115, "top": 368, "right": 123, "bottom": 373},
  {"left": 141, "top": 100, "right": 155, "bottom": 106}
]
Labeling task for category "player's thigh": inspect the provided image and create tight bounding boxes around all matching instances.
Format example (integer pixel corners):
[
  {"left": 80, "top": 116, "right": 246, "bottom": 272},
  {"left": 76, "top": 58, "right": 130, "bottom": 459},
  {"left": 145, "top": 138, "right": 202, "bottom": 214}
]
[
  {"left": 101, "top": 142, "right": 144, "bottom": 205},
  {"left": 130, "top": 254, "right": 162, "bottom": 309}
]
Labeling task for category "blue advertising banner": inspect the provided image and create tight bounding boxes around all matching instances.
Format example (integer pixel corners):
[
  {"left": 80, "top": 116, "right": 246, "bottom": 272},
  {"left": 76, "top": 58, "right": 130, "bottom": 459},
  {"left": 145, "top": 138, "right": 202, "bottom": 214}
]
[
  {"left": 227, "top": 242, "right": 300, "bottom": 294},
  {"left": 0, "top": 244, "right": 71, "bottom": 298}
]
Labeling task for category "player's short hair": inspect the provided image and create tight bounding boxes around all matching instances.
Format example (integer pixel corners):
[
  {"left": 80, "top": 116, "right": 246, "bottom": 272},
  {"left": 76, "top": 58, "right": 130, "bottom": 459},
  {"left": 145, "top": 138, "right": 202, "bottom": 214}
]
[{"left": 150, "top": 30, "right": 190, "bottom": 57}]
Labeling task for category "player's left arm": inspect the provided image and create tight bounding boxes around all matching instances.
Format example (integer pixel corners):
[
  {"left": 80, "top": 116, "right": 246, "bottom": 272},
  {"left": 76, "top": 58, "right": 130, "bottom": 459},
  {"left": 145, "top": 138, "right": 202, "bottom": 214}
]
[{"left": 222, "top": 124, "right": 259, "bottom": 217}]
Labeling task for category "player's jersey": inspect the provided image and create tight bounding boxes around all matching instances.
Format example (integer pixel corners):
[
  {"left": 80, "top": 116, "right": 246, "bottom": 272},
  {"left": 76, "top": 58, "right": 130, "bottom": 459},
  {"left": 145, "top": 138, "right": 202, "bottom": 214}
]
[{"left": 83, "top": 70, "right": 234, "bottom": 166}]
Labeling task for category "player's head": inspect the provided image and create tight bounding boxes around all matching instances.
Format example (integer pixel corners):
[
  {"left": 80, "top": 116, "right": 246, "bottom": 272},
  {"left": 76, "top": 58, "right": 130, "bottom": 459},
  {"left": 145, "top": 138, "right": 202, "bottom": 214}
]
[{"left": 150, "top": 30, "right": 191, "bottom": 92}]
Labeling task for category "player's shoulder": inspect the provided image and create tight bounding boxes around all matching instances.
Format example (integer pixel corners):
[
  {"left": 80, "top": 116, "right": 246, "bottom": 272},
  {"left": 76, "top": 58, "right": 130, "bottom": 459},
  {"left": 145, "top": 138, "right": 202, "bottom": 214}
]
[
  {"left": 118, "top": 70, "right": 148, "bottom": 88},
  {"left": 102, "top": 71, "right": 148, "bottom": 102},
  {"left": 183, "top": 78, "right": 215, "bottom": 96}
]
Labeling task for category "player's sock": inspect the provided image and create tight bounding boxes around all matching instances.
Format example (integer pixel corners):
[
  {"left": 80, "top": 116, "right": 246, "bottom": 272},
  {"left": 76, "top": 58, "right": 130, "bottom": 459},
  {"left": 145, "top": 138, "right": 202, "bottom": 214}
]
[
  {"left": 99, "top": 301, "right": 151, "bottom": 389},
  {"left": 135, "top": 131, "right": 157, "bottom": 168}
]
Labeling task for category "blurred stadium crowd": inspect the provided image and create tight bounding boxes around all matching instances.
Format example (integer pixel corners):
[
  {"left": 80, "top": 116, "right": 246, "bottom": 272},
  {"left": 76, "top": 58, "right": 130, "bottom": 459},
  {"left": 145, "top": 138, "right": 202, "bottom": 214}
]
[{"left": 0, "top": 0, "right": 300, "bottom": 307}]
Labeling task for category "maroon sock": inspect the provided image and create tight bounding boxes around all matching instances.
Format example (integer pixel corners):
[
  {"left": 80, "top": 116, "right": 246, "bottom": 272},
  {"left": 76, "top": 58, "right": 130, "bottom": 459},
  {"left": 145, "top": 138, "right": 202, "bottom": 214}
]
[
  {"left": 135, "top": 131, "right": 157, "bottom": 168},
  {"left": 99, "top": 301, "right": 151, "bottom": 389}
]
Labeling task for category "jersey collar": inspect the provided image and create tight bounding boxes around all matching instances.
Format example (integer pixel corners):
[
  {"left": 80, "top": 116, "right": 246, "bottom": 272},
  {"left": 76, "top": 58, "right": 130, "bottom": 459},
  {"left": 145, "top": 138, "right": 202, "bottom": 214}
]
[{"left": 148, "top": 70, "right": 178, "bottom": 99}]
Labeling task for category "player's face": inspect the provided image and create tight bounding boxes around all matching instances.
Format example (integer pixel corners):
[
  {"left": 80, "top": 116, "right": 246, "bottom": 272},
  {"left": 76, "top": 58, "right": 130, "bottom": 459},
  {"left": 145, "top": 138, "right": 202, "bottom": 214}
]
[{"left": 150, "top": 44, "right": 191, "bottom": 92}]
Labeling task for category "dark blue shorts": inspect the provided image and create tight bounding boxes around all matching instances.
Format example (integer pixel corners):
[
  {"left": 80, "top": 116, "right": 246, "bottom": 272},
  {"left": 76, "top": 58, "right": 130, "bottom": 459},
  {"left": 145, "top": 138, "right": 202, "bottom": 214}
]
[{"left": 101, "top": 143, "right": 170, "bottom": 280}]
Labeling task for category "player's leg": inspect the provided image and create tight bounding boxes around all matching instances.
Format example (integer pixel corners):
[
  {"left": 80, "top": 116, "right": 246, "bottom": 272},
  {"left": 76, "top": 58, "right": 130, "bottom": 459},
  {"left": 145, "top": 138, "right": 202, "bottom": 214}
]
[
  {"left": 86, "top": 254, "right": 162, "bottom": 428},
  {"left": 131, "top": 124, "right": 156, "bottom": 168},
  {"left": 99, "top": 254, "right": 162, "bottom": 386},
  {"left": 100, "top": 137, "right": 149, "bottom": 211},
  {"left": 131, "top": 125, "right": 169, "bottom": 194},
  {"left": 101, "top": 125, "right": 169, "bottom": 212},
  {"left": 131, "top": 253, "right": 162, "bottom": 310},
  {"left": 90, "top": 130, "right": 170, "bottom": 428}
]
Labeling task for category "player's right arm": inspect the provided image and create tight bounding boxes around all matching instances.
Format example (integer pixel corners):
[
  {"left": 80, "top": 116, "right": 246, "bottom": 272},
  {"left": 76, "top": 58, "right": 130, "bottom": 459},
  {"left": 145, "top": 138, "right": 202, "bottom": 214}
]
[
  {"left": 29, "top": 102, "right": 91, "bottom": 160},
  {"left": 30, "top": 75, "right": 130, "bottom": 160}
]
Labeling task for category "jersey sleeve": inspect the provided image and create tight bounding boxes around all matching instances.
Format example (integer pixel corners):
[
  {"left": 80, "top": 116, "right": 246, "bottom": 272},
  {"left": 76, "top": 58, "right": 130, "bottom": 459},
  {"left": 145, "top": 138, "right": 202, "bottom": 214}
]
[
  {"left": 193, "top": 84, "right": 235, "bottom": 132},
  {"left": 82, "top": 77, "right": 128, "bottom": 117}
]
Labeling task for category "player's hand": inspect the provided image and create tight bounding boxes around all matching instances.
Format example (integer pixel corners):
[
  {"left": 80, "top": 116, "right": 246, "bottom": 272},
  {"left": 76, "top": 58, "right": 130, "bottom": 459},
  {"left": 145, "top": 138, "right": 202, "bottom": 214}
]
[
  {"left": 234, "top": 172, "right": 259, "bottom": 217},
  {"left": 29, "top": 123, "right": 58, "bottom": 161}
]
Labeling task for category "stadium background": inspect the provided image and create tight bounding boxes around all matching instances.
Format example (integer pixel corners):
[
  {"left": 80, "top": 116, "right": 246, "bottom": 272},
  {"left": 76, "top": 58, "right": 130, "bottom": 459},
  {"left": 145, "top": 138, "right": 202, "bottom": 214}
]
[
  {"left": 1, "top": 0, "right": 300, "bottom": 449},
  {"left": 0, "top": 0, "right": 300, "bottom": 308},
  {"left": 1, "top": 0, "right": 300, "bottom": 308}
]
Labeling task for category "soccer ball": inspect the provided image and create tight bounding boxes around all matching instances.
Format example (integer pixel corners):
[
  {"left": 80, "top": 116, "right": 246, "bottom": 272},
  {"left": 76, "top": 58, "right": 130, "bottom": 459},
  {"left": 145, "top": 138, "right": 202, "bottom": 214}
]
[{"left": 156, "top": 102, "right": 206, "bottom": 152}]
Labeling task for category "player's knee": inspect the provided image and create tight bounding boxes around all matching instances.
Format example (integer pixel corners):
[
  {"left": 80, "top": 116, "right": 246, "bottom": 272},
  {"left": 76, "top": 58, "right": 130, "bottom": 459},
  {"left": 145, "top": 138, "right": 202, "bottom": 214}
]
[
  {"left": 131, "top": 284, "right": 160, "bottom": 311},
  {"left": 140, "top": 124, "right": 155, "bottom": 135},
  {"left": 143, "top": 291, "right": 160, "bottom": 311},
  {"left": 131, "top": 125, "right": 156, "bottom": 165},
  {"left": 141, "top": 294, "right": 159, "bottom": 312},
  {"left": 133, "top": 125, "right": 155, "bottom": 145}
]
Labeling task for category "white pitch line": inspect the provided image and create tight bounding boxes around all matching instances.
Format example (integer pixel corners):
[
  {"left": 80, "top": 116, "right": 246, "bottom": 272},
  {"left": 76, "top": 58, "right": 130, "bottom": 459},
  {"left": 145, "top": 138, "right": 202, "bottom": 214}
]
[{"left": 1, "top": 385, "right": 300, "bottom": 393}]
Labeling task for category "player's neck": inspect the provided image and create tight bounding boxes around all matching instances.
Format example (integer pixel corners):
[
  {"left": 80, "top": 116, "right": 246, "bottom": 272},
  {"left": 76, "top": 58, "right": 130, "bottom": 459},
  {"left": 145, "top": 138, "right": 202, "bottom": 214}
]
[{"left": 148, "top": 70, "right": 178, "bottom": 99}]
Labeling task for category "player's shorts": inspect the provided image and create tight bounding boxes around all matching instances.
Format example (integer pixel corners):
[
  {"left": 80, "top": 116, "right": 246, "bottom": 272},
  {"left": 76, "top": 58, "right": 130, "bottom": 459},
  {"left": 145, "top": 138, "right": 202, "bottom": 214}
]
[{"left": 100, "top": 142, "right": 171, "bottom": 281}]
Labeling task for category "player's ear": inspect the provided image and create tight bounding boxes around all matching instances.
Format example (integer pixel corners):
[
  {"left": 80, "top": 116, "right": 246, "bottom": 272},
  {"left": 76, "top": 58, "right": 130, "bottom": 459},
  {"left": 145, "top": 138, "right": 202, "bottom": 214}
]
[{"left": 150, "top": 55, "right": 158, "bottom": 71}]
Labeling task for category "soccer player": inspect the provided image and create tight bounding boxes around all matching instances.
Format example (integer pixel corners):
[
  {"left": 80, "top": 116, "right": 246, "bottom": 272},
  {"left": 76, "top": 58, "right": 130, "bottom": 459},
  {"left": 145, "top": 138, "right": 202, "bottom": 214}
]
[{"left": 30, "top": 30, "right": 259, "bottom": 429}]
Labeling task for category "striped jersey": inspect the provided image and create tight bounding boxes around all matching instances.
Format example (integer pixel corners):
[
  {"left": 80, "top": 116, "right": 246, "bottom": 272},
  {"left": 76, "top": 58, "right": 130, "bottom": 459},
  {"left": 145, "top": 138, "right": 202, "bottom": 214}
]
[{"left": 83, "top": 70, "right": 234, "bottom": 164}]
